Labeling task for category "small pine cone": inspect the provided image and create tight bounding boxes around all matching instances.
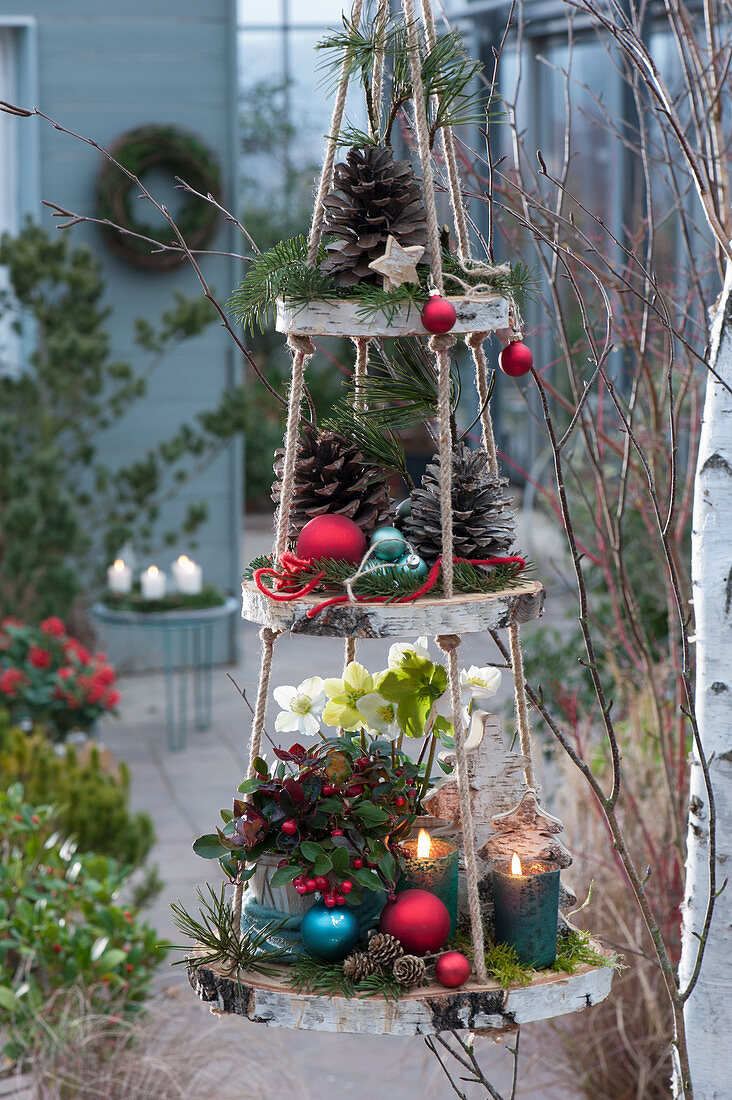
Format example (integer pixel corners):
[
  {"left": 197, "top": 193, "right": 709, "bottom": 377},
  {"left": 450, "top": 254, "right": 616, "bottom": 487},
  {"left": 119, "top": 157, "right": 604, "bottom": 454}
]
[
  {"left": 342, "top": 951, "right": 377, "bottom": 983},
  {"left": 367, "top": 930, "right": 404, "bottom": 967},
  {"left": 392, "top": 954, "right": 427, "bottom": 987}
]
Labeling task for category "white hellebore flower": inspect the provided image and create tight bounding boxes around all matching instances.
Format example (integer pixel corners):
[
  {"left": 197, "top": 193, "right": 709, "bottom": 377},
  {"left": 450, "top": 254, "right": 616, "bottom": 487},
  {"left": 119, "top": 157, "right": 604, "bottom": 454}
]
[
  {"left": 460, "top": 664, "right": 501, "bottom": 700},
  {"left": 357, "top": 692, "right": 401, "bottom": 739},
  {"left": 387, "top": 635, "right": 431, "bottom": 669},
  {"left": 273, "top": 676, "right": 326, "bottom": 737}
]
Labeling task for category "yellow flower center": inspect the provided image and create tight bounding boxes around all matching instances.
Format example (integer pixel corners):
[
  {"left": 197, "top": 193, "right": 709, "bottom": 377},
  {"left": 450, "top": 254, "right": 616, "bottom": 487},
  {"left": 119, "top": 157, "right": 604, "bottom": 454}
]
[{"left": 291, "top": 692, "right": 313, "bottom": 715}]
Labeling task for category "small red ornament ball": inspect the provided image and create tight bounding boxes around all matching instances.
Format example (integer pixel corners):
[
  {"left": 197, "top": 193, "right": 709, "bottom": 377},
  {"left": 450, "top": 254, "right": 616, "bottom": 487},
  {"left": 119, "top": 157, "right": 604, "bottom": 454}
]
[
  {"left": 499, "top": 339, "right": 534, "bottom": 377},
  {"left": 421, "top": 292, "right": 457, "bottom": 335},
  {"left": 379, "top": 888, "right": 451, "bottom": 955},
  {"left": 296, "top": 514, "right": 368, "bottom": 566},
  {"left": 435, "top": 951, "right": 471, "bottom": 989}
]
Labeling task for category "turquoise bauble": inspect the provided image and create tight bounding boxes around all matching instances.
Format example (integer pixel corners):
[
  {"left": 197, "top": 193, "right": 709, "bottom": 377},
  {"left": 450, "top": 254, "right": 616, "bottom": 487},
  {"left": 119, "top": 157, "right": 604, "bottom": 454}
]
[
  {"left": 300, "top": 902, "right": 359, "bottom": 961},
  {"left": 396, "top": 498, "right": 412, "bottom": 520},
  {"left": 371, "top": 525, "right": 407, "bottom": 562},
  {"left": 395, "top": 552, "right": 429, "bottom": 581}
]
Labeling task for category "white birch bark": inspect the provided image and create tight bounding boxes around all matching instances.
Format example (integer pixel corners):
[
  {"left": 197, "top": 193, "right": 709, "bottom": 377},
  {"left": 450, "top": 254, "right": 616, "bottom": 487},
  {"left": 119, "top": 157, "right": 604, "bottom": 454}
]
[{"left": 679, "top": 257, "right": 732, "bottom": 1096}]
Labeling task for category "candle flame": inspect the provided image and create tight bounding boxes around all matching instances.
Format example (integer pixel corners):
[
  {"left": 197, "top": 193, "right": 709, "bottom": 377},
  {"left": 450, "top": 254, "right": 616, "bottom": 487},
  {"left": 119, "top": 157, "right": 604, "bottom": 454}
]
[
  {"left": 177, "top": 554, "right": 190, "bottom": 566},
  {"left": 417, "top": 829, "right": 432, "bottom": 858},
  {"left": 511, "top": 852, "right": 522, "bottom": 876},
  {"left": 113, "top": 559, "right": 125, "bottom": 571},
  {"left": 147, "top": 565, "right": 159, "bottom": 578}
]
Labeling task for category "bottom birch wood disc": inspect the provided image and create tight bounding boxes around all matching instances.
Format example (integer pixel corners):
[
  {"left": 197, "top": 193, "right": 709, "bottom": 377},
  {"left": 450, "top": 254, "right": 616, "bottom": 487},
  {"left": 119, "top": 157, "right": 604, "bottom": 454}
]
[{"left": 188, "top": 945, "right": 614, "bottom": 1036}]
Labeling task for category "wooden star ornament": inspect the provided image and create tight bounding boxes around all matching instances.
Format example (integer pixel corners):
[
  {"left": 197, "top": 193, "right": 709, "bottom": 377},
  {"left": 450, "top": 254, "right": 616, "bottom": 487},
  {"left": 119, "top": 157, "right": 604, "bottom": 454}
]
[{"left": 367, "top": 234, "right": 425, "bottom": 291}]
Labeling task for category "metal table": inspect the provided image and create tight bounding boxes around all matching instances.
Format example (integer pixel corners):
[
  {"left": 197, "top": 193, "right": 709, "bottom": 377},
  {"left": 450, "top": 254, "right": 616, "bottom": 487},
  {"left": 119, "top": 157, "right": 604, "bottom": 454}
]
[{"left": 92, "top": 598, "right": 239, "bottom": 751}]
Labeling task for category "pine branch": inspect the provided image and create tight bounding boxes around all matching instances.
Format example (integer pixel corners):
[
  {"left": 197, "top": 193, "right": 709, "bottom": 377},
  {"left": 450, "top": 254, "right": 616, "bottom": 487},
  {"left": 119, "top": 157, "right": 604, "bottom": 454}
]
[
  {"left": 169, "top": 883, "right": 290, "bottom": 975},
  {"left": 323, "top": 400, "right": 411, "bottom": 485}
]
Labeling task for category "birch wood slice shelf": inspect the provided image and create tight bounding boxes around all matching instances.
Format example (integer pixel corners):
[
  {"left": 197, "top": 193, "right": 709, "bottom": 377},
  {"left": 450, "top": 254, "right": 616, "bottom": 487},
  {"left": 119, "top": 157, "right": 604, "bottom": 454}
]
[
  {"left": 275, "top": 294, "right": 509, "bottom": 338},
  {"left": 241, "top": 579, "right": 545, "bottom": 638},
  {"left": 189, "top": 945, "right": 613, "bottom": 1035}
]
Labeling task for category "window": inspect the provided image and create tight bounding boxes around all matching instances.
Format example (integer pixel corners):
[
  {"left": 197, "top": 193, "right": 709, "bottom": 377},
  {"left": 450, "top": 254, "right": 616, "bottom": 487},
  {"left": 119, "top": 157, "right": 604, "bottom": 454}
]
[{"left": 0, "top": 27, "right": 19, "bottom": 376}]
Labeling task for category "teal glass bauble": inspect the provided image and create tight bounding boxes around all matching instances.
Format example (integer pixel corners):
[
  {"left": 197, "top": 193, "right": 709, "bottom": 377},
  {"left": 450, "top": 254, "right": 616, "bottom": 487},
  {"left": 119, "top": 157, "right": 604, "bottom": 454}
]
[
  {"left": 395, "top": 552, "right": 429, "bottom": 581},
  {"left": 371, "top": 525, "right": 407, "bottom": 562},
  {"left": 300, "top": 902, "right": 359, "bottom": 960}
]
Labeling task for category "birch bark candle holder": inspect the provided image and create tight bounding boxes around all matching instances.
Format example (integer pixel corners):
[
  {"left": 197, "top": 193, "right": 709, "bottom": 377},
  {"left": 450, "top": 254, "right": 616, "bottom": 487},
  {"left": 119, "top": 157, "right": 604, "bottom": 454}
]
[
  {"left": 398, "top": 829, "right": 459, "bottom": 933},
  {"left": 491, "top": 854, "right": 560, "bottom": 968}
]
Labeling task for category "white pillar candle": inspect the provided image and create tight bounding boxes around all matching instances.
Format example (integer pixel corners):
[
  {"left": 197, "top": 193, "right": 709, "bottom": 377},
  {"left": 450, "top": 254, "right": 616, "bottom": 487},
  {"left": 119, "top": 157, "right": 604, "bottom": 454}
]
[
  {"left": 141, "top": 565, "right": 166, "bottom": 600},
  {"left": 177, "top": 557, "right": 203, "bottom": 595},
  {"left": 171, "top": 554, "right": 190, "bottom": 588},
  {"left": 107, "top": 558, "right": 132, "bottom": 594}
]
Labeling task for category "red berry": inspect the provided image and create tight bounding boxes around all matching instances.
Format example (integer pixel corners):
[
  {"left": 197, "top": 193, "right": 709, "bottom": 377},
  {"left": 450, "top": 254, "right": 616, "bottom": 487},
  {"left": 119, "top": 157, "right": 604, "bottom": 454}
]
[
  {"left": 314, "top": 875, "right": 329, "bottom": 890},
  {"left": 31, "top": 814, "right": 39, "bottom": 824},
  {"left": 305, "top": 879, "right": 317, "bottom": 893},
  {"left": 322, "top": 784, "right": 335, "bottom": 796},
  {"left": 331, "top": 829, "right": 344, "bottom": 836},
  {"left": 354, "top": 757, "right": 369, "bottom": 770},
  {"left": 295, "top": 883, "right": 308, "bottom": 895},
  {"left": 365, "top": 859, "right": 378, "bottom": 868},
  {"left": 340, "top": 880, "right": 353, "bottom": 894},
  {"left": 352, "top": 858, "right": 363, "bottom": 869},
  {"left": 345, "top": 785, "right": 364, "bottom": 797},
  {"left": 13, "top": 814, "right": 22, "bottom": 822},
  {"left": 396, "top": 768, "right": 404, "bottom": 776},
  {"left": 324, "top": 895, "right": 336, "bottom": 908},
  {"left": 335, "top": 895, "right": 346, "bottom": 905},
  {"left": 395, "top": 795, "right": 406, "bottom": 807},
  {"left": 281, "top": 820, "right": 298, "bottom": 836},
  {"left": 407, "top": 787, "right": 417, "bottom": 795},
  {"left": 126, "top": 963, "right": 134, "bottom": 973},
  {"left": 52, "top": 943, "right": 62, "bottom": 953}
]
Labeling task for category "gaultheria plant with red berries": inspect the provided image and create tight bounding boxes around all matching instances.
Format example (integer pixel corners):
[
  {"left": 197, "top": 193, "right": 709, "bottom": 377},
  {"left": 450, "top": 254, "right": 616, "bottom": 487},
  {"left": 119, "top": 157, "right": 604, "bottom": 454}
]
[{"left": 0, "top": 617, "right": 119, "bottom": 740}]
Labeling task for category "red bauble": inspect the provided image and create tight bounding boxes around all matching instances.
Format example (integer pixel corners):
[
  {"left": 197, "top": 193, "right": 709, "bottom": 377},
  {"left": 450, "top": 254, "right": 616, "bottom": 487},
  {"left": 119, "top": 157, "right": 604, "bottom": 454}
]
[
  {"left": 296, "top": 514, "right": 368, "bottom": 565},
  {"left": 379, "top": 888, "right": 451, "bottom": 955},
  {"left": 421, "top": 292, "right": 457, "bottom": 335},
  {"left": 435, "top": 951, "right": 471, "bottom": 988},
  {"left": 499, "top": 339, "right": 534, "bottom": 377}
]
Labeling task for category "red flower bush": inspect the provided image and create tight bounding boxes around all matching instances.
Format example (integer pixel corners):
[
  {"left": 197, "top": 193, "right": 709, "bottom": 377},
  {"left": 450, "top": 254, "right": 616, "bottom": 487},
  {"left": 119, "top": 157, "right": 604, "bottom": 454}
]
[{"left": 0, "top": 619, "right": 120, "bottom": 740}]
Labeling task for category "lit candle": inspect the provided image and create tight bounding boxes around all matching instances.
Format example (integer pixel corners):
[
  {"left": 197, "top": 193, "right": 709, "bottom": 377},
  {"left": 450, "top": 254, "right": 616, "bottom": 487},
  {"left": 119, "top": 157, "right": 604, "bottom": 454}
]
[
  {"left": 175, "top": 555, "right": 202, "bottom": 595},
  {"left": 140, "top": 565, "right": 166, "bottom": 600},
  {"left": 491, "top": 852, "right": 560, "bottom": 968},
  {"left": 107, "top": 558, "right": 132, "bottom": 594},
  {"left": 398, "top": 829, "right": 459, "bottom": 932}
]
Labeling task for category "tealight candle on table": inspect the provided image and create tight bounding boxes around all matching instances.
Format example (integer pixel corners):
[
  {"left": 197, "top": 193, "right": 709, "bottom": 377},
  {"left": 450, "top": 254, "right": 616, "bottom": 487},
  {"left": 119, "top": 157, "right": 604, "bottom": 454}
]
[
  {"left": 398, "top": 829, "right": 459, "bottom": 933},
  {"left": 491, "top": 852, "right": 560, "bottom": 968},
  {"left": 175, "top": 555, "right": 202, "bottom": 595},
  {"left": 107, "top": 558, "right": 132, "bottom": 594},
  {"left": 141, "top": 565, "right": 166, "bottom": 600}
]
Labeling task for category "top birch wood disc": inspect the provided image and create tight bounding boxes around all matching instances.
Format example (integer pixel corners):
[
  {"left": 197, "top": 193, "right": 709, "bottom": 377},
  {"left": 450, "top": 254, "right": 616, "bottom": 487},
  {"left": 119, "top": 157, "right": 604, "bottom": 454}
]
[
  {"left": 276, "top": 295, "right": 509, "bottom": 338},
  {"left": 241, "top": 579, "right": 545, "bottom": 638}
]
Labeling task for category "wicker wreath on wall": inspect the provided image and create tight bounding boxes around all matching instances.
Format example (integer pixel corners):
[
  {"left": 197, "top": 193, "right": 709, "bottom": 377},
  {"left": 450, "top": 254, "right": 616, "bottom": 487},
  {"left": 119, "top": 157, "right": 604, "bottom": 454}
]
[{"left": 96, "top": 124, "right": 222, "bottom": 272}]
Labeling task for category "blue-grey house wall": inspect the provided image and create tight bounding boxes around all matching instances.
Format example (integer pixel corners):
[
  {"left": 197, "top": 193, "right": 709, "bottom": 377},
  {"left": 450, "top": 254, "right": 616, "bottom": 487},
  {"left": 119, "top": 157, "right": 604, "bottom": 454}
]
[{"left": 0, "top": 0, "right": 242, "bottom": 666}]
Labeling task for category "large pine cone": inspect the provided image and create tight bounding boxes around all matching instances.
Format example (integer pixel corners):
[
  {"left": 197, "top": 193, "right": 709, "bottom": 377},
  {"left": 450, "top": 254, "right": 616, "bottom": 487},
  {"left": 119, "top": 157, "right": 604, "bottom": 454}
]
[
  {"left": 272, "top": 426, "right": 392, "bottom": 543},
  {"left": 402, "top": 441, "right": 516, "bottom": 564},
  {"left": 320, "top": 146, "right": 428, "bottom": 286},
  {"left": 367, "top": 930, "right": 404, "bottom": 967},
  {"left": 342, "top": 951, "right": 377, "bottom": 983},
  {"left": 392, "top": 954, "right": 427, "bottom": 986}
]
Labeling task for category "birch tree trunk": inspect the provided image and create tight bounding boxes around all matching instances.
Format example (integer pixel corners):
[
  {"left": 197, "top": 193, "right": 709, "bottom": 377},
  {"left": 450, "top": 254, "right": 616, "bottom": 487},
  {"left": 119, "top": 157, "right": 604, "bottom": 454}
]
[{"left": 679, "top": 258, "right": 732, "bottom": 1096}]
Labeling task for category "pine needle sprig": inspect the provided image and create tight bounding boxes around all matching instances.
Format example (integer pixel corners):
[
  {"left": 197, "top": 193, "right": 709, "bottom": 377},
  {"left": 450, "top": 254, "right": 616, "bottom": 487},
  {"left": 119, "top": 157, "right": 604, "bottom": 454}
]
[
  {"left": 228, "top": 235, "right": 338, "bottom": 333},
  {"left": 345, "top": 337, "right": 459, "bottom": 433},
  {"left": 288, "top": 954, "right": 407, "bottom": 1001},
  {"left": 243, "top": 554, "right": 531, "bottom": 599},
  {"left": 170, "top": 883, "right": 290, "bottom": 975},
  {"left": 323, "top": 400, "right": 411, "bottom": 484},
  {"left": 353, "top": 281, "right": 429, "bottom": 325}
]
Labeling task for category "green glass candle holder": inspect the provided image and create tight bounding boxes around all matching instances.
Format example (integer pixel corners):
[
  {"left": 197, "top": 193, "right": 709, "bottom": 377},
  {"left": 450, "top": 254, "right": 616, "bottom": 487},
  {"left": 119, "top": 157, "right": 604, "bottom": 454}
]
[
  {"left": 491, "top": 858, "right": 560, "bottom": 968},
  {"left": 397, "top": 833, "right": 459, "bottom": 933}
]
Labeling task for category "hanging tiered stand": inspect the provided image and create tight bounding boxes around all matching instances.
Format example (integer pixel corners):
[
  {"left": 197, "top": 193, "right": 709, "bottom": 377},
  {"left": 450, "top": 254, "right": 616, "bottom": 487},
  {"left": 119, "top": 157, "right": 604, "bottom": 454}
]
[{"left": 190, "top": 0, "right": 613, "bottom": 1035}]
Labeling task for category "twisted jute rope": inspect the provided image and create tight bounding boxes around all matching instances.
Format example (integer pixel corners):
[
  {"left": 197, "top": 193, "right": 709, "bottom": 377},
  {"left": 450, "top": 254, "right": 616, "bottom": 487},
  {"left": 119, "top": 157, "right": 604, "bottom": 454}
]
[
  {"left": 273, "top": 335, "right": 316, "bottom": 564},
  {"left": 430, "top": 333, "right": 457, "bottom": 599},
  {"left": 466, "top": 331, "right": 499, "bottom": 473},
  {"left": 437, "top": 634, "right": 488, "bottom": 983},
  {"left": 403, "top": 0, "right": 445, "bottom": 294},
  {"left": 509, "top": 622, "right": 537, "bottom": 790},
  {"left": 352, "top": 336, "right": 370, "bottom": 412},
  {"left": 233, "top": 626, "right": 282, "bottom": 936},
  {"left": 306, "top": 0, "right": 364, "bottom": 267},
  {"left": 370, "top": 0, "right": 390, "bottom": 139},
  {"left": 344, "top": 636, "right": 357, "bottom": 669}
]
